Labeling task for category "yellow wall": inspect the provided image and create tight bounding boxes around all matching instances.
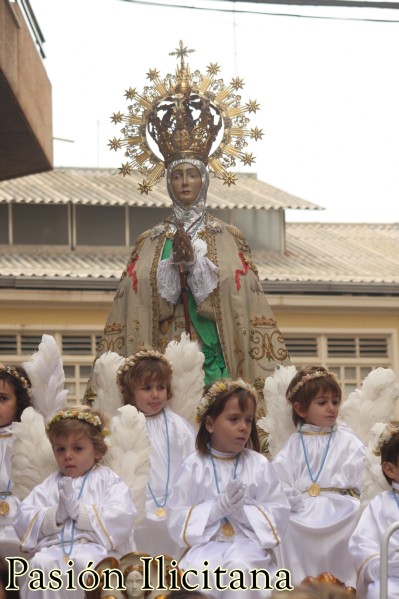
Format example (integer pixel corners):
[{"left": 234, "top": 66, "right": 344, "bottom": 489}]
[
  {"left": 8, "top": 306, "right": 398, "bottom": 329},
  {"left": 1, "top": 307, "right": 107, "bottom": 327},
  {"left": 0, "top": 289, "right": 114, "bottom": 329},
  {"left": 1, "top": 289, "right": 398, "bottom": 372},
  {"left": 276, "top": 310, "right": 399, "bottom": 331}
]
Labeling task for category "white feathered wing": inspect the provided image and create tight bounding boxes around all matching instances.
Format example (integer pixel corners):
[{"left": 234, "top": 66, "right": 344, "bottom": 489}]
[
  {"left": 91, "top": 351, "right": 124, "bottom": 416},
  {"left": 360, "top": 422, "right": 391, "bottom": 510},
  {"left": 22, "top": 334, "right": 68, "bottom": 420},
  {"left": 339, "top": 368, "right": 399, "bottom": 510},
  {"left": 339, "top": 367, "right": 399, "bottom": 444},
  {"left": 11, "top": 334, "right": 68, "bottom": 499},
  {"left": 103, "top": 405, "right": 152, "bottom": 523},
  {"left": 166, "top": 332, "right": 205, "bottom": 429},
  {"left": 90, "top": 351, "right": 151, "bottom": 523},
  {"left": 11, "top": 407, "right": 57, "bottom": 500},
  {"left": 257, "top": 364, "right": 297, "bottom": 458}
]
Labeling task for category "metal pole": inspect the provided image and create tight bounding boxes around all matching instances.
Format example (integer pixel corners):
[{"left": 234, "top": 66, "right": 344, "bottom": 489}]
[{"left": 380, "top": 521, "right": 399, "bottom": 599}]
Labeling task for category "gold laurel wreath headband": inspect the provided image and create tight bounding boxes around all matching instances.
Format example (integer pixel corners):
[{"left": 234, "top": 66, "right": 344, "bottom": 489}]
[
  {"left": 46, "top": 408, "right": 110, "bottom": 437},
  {"left": 116, "top": 350, "right": 172, "bottom": 389},
  {"left": 374, "top": 424, "right": 399, "bottom": 457},
  {"left": 286, "top": 370, "right": 335, "bottom": 401},
  {"left": 1, "top": 366, "right": 32, "bottom": 394},
  {"left": 196, "top": 378, "right": 257, "bottom": 423}
]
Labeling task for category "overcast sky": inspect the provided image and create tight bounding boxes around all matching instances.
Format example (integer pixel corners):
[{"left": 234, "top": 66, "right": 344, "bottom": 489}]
[{"left": 30, "top": 0, "right": 399, "bottom": 223}]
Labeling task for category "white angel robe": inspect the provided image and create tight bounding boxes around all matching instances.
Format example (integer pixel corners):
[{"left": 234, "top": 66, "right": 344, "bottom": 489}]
[
  {"left": 13, "top": 464, "right": 136, "bottom": 599},
  {"left": 134, "top": 406, "right": 196, "bottom": 559},
  {"left": 167, "top": 448, "right": 291, "bottom": 598},
  {"left": 272, "top": 422, "right": 365, "bottom": 586},
  {"left": 0, "top": 424, "right": 23, "bottom": 558},
  {"left": 349, "top": 481, "right": 399, "bottom": 599}
]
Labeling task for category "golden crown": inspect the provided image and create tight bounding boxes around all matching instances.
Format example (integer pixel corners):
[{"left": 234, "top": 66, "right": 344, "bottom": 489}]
[{"left": 109, "top": 40, "right": 263, "bottom": 194}]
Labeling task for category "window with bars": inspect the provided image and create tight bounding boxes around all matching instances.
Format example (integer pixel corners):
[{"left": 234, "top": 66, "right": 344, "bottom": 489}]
[
  {"left": 63, "top": 364, "right": 95, "bottom": 405},
  {"left": 284, "top": 333, "right": 392, "bottom": 397},
  {"left": 0, "top": 331, "right": 394, "bottom": 404}
]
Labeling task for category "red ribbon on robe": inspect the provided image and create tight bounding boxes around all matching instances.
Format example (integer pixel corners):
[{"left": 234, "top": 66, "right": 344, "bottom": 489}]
[
  {"left": 234, "top": 252, "right": 249, "bottom": 291},
  {"left": 128, "top": 256, "right": 139, "bottom": 293}
]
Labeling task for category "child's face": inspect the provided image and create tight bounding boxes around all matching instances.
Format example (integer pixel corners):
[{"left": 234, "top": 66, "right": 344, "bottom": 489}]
[
  {"left": 206, "top": 394, "right": 254, "bottom": 453},
  {"left": 294, "top": 389, "right": 340, "bottom": 428},
  {"left": 0, "top": 380, "right": 18, "bottom": 427},
  {"left": 131, "top": 378, "right": 167, "bottom": 416},
  {"left": 53, "top": 432, "right": 100, "bottom": 478}
]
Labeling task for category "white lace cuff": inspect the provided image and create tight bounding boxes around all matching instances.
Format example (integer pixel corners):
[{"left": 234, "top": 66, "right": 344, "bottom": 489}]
[
  {"left": 157, "top": 255, "right": 218, "bottom": 305},
  {"left": 187, "top": 256, "right": 218, "bottom": 305},
  {"left": 157, "top": 258, "right": 181, "bottom": 304}
]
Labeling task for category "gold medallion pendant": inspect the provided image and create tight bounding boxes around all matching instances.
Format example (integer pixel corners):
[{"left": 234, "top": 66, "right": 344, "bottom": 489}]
[
  {"left": 155, "top": 507, "right": 166, "bottom": 518},
  {"left": 221, "top": 521, "right": 235, "bottom": 537},
  {"left": 308, "top": 483, "right": 321, "bottom": 497},
  {"left": 63, "top": 554, "right": 70, "bottom": 564},
  {"left": 0, "top": 500, "right": 9, "bottom": 516}
]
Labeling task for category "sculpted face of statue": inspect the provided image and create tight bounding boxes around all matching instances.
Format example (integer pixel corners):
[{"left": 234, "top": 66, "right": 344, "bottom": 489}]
[
  {"left": 124, "top": 570, "right": 145, "bottom": 599},
  {"left": 170, "top": 163, "right": 202, "bottom": 206}
]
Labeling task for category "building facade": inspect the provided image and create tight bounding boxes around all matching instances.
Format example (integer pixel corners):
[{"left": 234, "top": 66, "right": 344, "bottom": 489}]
[{"left": 1, "top": 168, "right": 398, "bottom": 405}]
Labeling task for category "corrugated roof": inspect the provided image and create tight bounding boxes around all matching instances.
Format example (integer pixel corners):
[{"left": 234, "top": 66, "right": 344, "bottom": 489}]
[
  {"left": 1, "top": 223, "right": 398, "bottom": 286},
  {"left": 0, "top": 167, "right": 321, "bottom": 211},
  {"left": 0, "top": 246, "right": 128, "bottom": 279},
  {"left": 255, "top": 223, "right": 399, "bottom": 284}
]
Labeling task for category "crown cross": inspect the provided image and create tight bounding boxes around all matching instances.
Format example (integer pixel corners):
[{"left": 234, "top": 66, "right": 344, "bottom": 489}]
[{"left": 169, "top": 40, "right": 195, "bottom": 69}]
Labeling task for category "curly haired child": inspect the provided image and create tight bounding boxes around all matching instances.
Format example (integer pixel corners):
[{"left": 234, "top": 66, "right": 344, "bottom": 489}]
[{"left": 14, "top": 406, "right": 137, "bottom": 599}]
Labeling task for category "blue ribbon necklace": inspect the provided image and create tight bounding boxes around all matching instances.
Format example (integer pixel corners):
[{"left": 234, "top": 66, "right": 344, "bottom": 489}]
[
  {"left": 209, "top": 448, "right": 240, "bottom": 537},
  {"left": 147, "top": 409, "right": 171, "bottom": 518},
  {"left": 0, "top": 430, "right": 12, "bottom": 516},
  {"left": 0, "top": 479, "right": 11, "bottom": 516},
  {"left": 392, "top": 487, "right": 399, "bottom": 508},
  {"left": 300, "top": 426, "right": 333, "bottom": 497},
  {"left": 60, "top": 469, "right": 91, "bottom": 563}
]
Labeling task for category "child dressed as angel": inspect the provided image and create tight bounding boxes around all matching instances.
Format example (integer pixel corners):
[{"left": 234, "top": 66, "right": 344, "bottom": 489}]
[
  {"left": 14, "top": 406, "right": 137, "bottom": 599},
  {"left": 116, "top": 349, "right": 196, "bottom": 559},
  {"left": 349, "top": 424, "right": 399, "bottom": 599},
  {"left": 167, "top": 378, "right": 290, "bottom": 599},
  {"left": 272, "top": 366, "right": 365, "bottom": 587},
  {"left": 0, "top": 365, "right": 32, "bottom": 559}
]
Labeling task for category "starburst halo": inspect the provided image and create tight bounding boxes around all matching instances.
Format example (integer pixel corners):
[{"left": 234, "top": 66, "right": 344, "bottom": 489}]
[{"left": 109, "top": 40, "right": 262, "bottom": 194}]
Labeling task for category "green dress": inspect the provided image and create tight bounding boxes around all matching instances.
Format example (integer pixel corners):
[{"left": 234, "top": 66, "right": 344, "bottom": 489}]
[{"left": 162, "top": 238, "right": 229, "bottom": 385}]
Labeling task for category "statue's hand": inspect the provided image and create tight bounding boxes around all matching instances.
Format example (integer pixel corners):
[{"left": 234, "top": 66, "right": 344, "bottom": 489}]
[{"left": 172, "top": 227, "right": 195, "bottom": 265}]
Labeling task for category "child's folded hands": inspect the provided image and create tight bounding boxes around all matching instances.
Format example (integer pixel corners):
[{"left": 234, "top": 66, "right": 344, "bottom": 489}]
[{"left": 59, "top": 477, "right": 80, "bottom": 521}]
